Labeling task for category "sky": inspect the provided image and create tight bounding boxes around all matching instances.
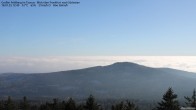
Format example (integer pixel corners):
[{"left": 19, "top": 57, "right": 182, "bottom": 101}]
[
  {"left": 0, "top": 0, "right": 196, "bottom": 73},
  {"left": 0, "top": 0, "right": 196, "bottom": 56}
]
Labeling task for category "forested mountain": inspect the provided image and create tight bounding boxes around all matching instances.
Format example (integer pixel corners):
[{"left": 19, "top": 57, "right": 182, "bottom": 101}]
[{"left": 0, "top": 62, "right": 196, "bottom": 100}]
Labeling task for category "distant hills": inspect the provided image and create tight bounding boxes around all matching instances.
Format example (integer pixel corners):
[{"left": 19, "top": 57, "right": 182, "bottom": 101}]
[{"left": 0, "top": 62, "right": 196, "bottom": 100}]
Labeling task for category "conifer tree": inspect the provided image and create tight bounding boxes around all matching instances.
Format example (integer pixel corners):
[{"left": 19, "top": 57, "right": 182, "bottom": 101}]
[
  {"left": 126, "top": 100, "right": 139, "bottom": 110},
  {"left": 65, "top": 98, "right": 76, "bottom": 110},
  {"left": 111, "top": 101, "right": 138, "bottom": 110},
  {"left": 52, "top": 98, "right": 59, "bottom": 110},
  {"left": 4, "top": 96, "right": 15, "bottom": 110},
  {"left": 0, "top": 100, "right": 4, "bottom": 110},
  {"left": 111, "top": 101, "right": 125, "bottom": 110},
  {"left": 20, "top": 96, "right": 30, "bottom": 110},
  {"left": 77, "top": 104, "right": 85, "bottom": 110},
  {"left": 155, "top": 88, "right": 180, "bottom": 110},
  {"left": 185, "top": 89, "right": 196, "bottom": 108},
  {"left": 84, "top": 95, "right": 101, "bottom": 110}
]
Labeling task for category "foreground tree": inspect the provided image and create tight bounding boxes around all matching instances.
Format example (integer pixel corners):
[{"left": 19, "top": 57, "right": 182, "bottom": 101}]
[
  {"left": 0, "top": 100, "right": 4, "bottom": 110},
  {"left": 64, "top": 98, "right": 77, "bottom": 110},
  {"left": 20, "top": 96, "right": 30, "bottom": 110},
  {"left": 185, "top": 89, "right": 196, "bottom": 107},
  {"left": 84, "top": 95, "right": 101, "bottom": 110},
  {"left": 154, "top": 88, "right": 180, "bottom": 110},
  {"left": 126, "top": 101, "right": 139, "bottom": 110},
  {"left": 112, "top": 101, "right": 125, "bottom": 110},
  {"left": 4, "top": 96, "right": 16, "bottom": 110},
  {"left": 111, "top": 100, "right": 138, "bottom": 110},
  {"left": 52, "top": 98, "right": 59, "bottom": 110}
]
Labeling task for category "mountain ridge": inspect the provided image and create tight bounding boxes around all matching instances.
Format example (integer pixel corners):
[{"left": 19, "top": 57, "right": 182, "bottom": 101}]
[
  {"left": 2, "top": 62, "right": 195, "bottom": 75},
  {"left": 0, "top": 62, "right": 196, "bottom": 100}
]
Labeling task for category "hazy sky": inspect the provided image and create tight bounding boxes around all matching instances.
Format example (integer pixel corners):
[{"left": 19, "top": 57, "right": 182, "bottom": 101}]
[
  {"left": 1, "top": 56, "right": 196, "bottom": 73},
  {"left": 1, "top": 0, "right": 196, "bottom": 56}
]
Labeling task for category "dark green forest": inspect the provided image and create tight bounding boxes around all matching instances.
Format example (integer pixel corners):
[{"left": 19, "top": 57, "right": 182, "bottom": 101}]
[{"left": 0, "top": 88, "right": 196, "bottom": 110}]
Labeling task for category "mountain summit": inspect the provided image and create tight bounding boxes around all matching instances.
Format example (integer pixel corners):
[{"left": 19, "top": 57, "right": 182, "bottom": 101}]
[{"left": 0, "top": 62, "right": 196, "bottom": 100}]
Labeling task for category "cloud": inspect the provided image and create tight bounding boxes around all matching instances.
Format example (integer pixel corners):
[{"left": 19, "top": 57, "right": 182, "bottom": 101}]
[{"left": 0, "top": 56, "right": 196, "bottom": 73}]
